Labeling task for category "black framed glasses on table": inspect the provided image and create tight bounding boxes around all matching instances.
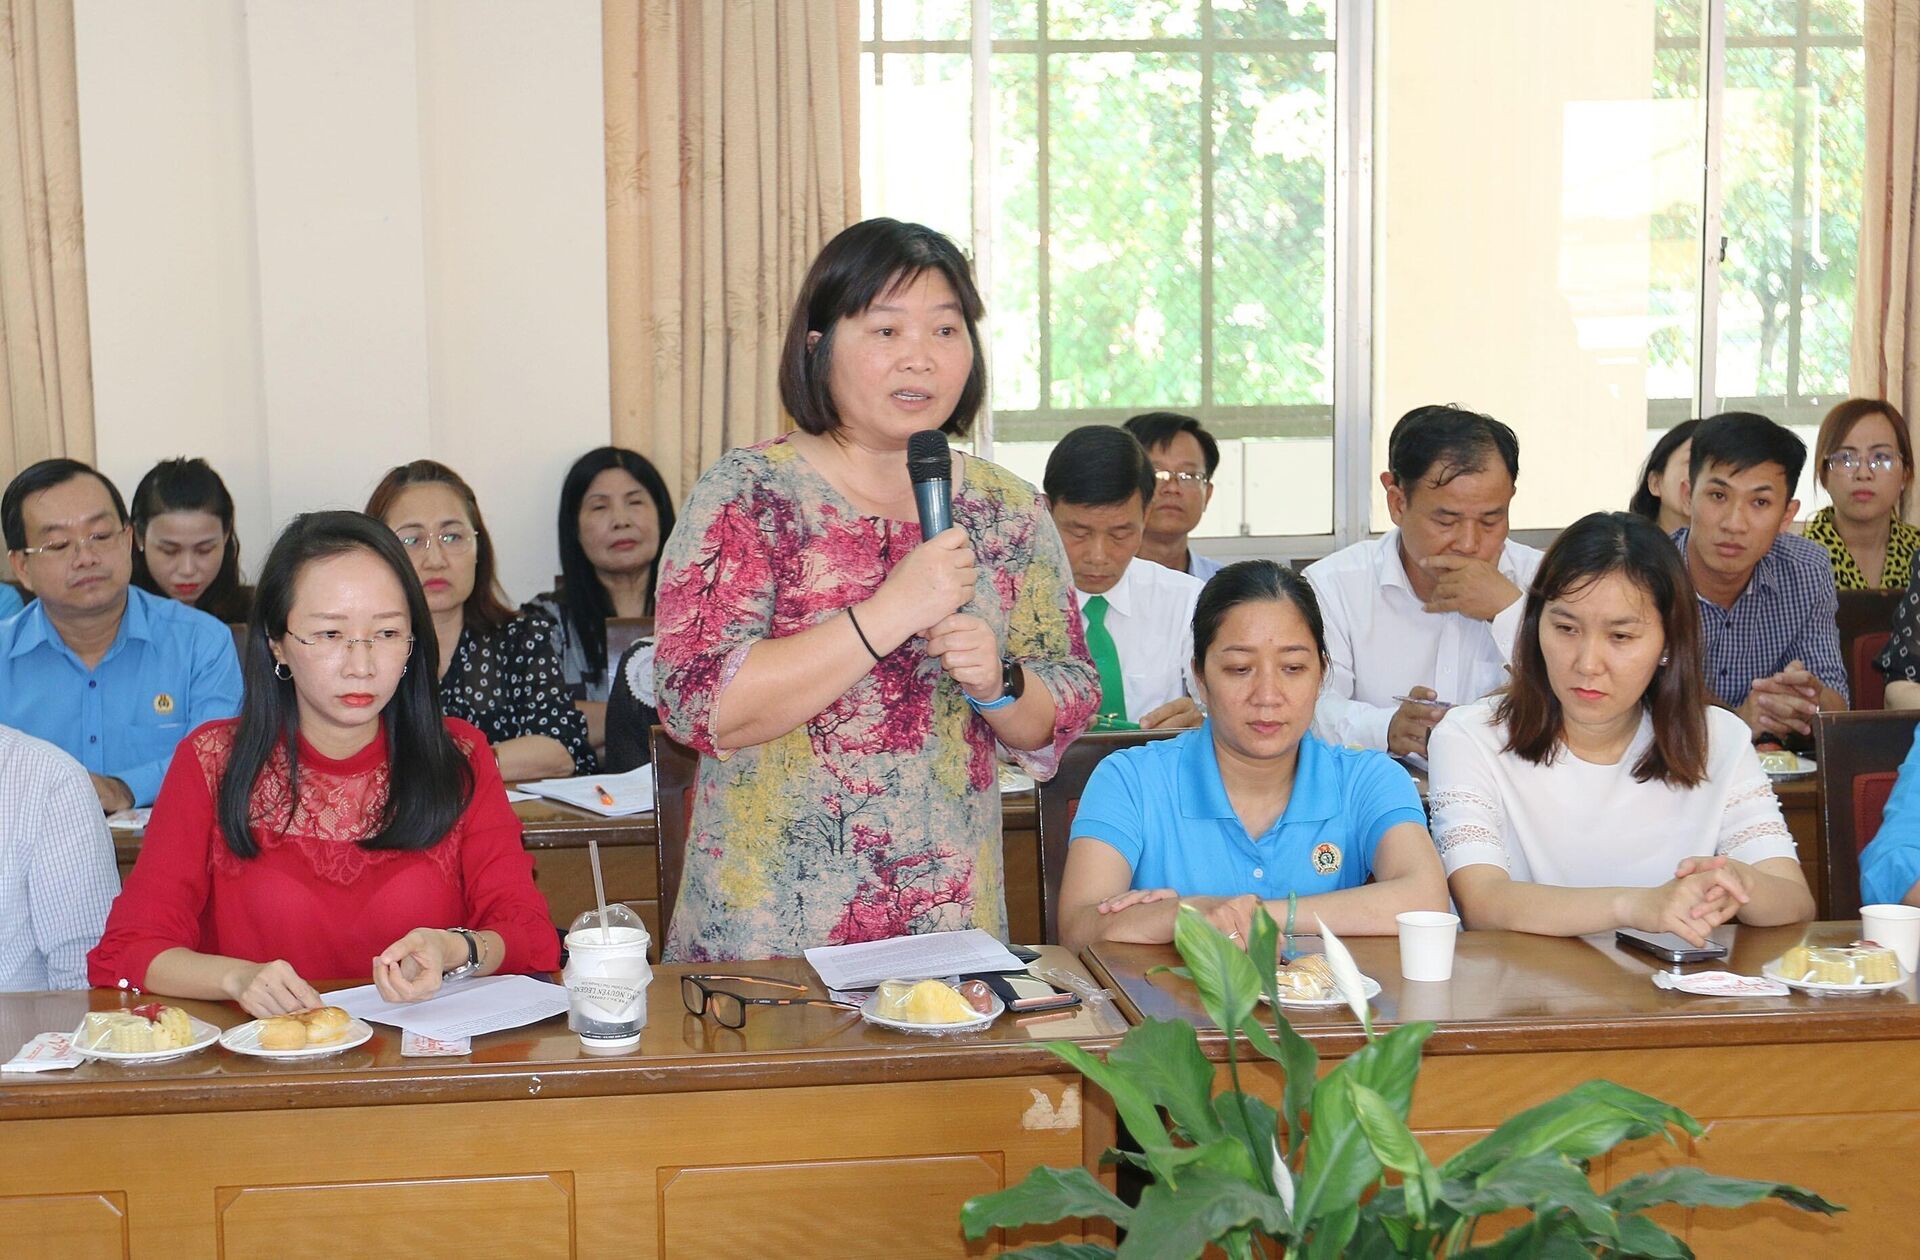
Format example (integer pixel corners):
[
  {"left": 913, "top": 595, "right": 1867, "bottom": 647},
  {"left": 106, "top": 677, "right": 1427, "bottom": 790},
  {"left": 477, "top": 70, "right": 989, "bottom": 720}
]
[{"left": 681, "top": 974, "right": 857, "bottom": 1029}]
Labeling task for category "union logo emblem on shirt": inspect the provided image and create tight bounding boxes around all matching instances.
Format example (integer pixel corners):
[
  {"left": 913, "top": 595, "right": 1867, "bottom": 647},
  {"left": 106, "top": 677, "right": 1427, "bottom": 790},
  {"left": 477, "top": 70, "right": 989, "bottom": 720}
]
[
  {"left": 1310, "top": 842, "right": 1342, "bottom": 876},
  {"left": 152, "top": 692, "right": 175, "bottom": 716}
]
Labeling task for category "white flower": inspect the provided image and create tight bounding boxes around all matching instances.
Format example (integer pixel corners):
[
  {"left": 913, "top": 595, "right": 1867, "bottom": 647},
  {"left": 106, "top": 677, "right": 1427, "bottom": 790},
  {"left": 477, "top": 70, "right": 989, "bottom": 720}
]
[{"left": 1315, "top": 916, "right": 1374, "bottom": 1036}]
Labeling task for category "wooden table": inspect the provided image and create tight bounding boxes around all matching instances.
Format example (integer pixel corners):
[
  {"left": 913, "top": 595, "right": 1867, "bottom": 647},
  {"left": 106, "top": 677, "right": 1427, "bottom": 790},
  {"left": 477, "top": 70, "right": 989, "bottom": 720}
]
[
  {"left": 1086, "top": 922, "right": 1919, "bottom": 1257},
  {"left": 114, "top": 790, "right": 1046, "bottom": 951},
  {"left": 0, "top": 949, "right": 1120, "bottom": 1259}
]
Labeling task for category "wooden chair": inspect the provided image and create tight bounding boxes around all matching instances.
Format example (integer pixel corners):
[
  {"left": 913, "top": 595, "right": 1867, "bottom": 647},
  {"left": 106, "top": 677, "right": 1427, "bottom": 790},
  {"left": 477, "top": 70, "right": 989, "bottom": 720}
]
[
  {"left": 228, "top": 622, "right": 250, "bottom": 660},
  {"left": 1813, "top": 709, "right": 1920, "bottom": 918},
  {"left": 648, "top": 724, "right": 699, "bottom": 949},
  {"left": 1034, "top": 729, "right": 1180, "bottom": 944},
  {"left": 606, "top": 616, "right": 655, "bottom": 675},
  {"left": 1836, "top": 589, "right": 1901, "bottom": 711}
]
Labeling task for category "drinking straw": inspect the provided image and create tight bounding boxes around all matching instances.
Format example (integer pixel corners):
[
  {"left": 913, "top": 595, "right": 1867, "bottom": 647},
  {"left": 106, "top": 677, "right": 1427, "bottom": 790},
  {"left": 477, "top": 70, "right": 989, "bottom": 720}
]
[{"left": 588, "top": 839, "right": 611, "bottom": 943}]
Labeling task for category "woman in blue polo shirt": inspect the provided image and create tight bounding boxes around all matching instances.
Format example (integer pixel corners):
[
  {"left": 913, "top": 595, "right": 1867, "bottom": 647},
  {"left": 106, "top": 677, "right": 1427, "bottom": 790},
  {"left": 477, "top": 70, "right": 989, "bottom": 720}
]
[{"left": 1057, "top": 560, "right": 1449, "bottom": 951}]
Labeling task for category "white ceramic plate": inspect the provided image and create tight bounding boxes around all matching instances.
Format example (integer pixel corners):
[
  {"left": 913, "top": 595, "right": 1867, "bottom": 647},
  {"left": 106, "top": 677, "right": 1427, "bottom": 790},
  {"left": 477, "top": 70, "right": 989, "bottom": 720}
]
[
  {"left": 72, "top": 1013, "right": 221, "bottom": 1063},
  {"left": 220, "top": 1017, "right": 375, "bottom": 1059},
  {"left": 1259, "top": 974, "right": 1383, "bottom": 1009},
  {"left": 860, "top": 992, "right": 1005, "bottom": 1034},
  {"left": 1762, "top": 959, "right": 1905, "bottom": 995},
  {"left": 1760, "top": 755, "right": 1817, "bottom": 780}
]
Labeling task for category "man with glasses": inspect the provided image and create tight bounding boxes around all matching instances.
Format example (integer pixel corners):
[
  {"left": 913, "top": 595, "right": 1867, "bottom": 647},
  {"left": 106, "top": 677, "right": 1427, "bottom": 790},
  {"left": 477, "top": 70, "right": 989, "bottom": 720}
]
[
  {"left": 1676, "top": 413, "right": 1848, "bottom": 738},
  {"left": 1124, "top": 412, "right": 1224, "bottom": 581},
  {"left": 1, "top": 460, "right": 242, "bottom": 812}
]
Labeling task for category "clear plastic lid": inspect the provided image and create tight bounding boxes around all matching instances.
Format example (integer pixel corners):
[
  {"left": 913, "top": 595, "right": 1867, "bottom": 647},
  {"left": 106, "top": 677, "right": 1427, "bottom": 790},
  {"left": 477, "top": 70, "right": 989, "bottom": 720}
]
[{"left": 566, "top": 903, "right": 647, "bottom": 941}]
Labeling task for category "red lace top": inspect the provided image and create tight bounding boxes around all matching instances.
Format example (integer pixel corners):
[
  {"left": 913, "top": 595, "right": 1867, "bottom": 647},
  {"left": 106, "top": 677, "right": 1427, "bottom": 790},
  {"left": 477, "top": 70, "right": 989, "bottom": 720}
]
[{"left": 88, "top": 717, "right": 561, "bottom": 989}]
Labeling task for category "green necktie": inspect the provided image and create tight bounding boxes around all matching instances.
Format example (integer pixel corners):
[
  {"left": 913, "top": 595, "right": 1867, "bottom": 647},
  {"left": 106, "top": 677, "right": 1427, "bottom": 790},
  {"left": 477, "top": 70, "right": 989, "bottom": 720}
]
[{"left": 1083, "top": 595, "right": 1136, "bottom": 731}]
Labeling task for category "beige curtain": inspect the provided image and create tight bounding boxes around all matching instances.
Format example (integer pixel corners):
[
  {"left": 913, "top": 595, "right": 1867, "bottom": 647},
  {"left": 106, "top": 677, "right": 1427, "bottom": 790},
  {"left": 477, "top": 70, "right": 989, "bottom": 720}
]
[
  {"left": 604, "top": 0, "right": 859, "bottom": 502},
  {"left": 0, "top": 0, "right": 92, "bottom": 486},
  {"left": 1854, "top": 0, "right": 1920, "bottom": 517}
]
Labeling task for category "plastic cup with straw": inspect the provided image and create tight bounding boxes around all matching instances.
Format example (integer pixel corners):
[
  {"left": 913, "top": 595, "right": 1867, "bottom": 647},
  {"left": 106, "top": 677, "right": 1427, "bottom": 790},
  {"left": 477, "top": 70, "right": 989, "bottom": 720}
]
[{"left": 588, "top": 839, "right": 611, "bottom": 944}]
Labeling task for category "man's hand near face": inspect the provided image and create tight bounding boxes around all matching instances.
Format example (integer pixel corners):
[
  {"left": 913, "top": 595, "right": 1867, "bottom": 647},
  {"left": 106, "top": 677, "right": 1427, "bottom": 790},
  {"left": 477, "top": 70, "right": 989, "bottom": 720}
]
[{"left": 1420, "top": 555, "right": 1523, "bottom": 622}]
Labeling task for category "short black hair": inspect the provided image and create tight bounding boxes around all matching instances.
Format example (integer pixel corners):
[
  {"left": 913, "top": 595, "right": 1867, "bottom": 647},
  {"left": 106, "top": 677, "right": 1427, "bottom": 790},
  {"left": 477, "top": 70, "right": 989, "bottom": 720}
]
[
  {"left": 779, "top": 218, "right": 988, "bottom": 438},
  {"left": 3, "top": 459, "right": 129, "bottom": 551},
  {"left": 1123, "top": 411, "right": 1220, "bottom": 477},
  {"left": 1043, "top": 425, "right": 1156, "bottom": 510},
  {"left": 1688, "top": 411, "right": 1807, "bottom": 491},
  {"left": 1386, "top": 404, "right": 1520, "bottom": 491}
]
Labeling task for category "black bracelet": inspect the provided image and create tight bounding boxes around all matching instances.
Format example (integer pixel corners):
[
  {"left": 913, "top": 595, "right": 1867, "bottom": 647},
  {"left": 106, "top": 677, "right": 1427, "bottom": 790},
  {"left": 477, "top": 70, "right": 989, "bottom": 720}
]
[{"left": 847, "top": 605, "right": 883, "bottom": 662}]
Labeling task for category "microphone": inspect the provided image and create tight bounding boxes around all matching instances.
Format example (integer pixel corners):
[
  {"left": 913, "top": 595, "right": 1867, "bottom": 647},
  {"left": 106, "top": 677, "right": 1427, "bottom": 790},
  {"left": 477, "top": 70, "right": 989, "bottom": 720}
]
[{"left": 908, "top": 429, "right": 953, "bottom": 537}]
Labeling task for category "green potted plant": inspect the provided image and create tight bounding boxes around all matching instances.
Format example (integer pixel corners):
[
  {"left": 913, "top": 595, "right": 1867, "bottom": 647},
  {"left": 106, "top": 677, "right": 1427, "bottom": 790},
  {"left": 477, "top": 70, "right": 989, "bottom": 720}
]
[{"left": 962, "top": 906, "right": 1839, "bottom": 1258}]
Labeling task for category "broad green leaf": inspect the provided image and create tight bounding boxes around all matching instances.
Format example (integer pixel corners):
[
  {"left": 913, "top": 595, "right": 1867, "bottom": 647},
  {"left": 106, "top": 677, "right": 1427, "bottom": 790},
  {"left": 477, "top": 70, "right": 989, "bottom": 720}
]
[
  {"left": 1246, "top": 904, "right": 1281, "bottom": 999},
  {"left": 1441, "top": 1154, "right": 1597, "bottom": 1219},
  {"left": 1345, "top": 1079, "right": 1442, "bottom": 1227},
  {"left": 1455, "top": 1216, "right": 1595, "bottom": 1260},
  {"left": 1166, "top": 1136, "right": 1263, "bottom": 1188},
  {"left": 1293, "top": 1064, "right": 1382, "bottom": 1227},
  {"left": 1173, "top": 904, "right": 1264, "bottom": 1034},
  {"left": 1299, "top": 1202, "right": 1359, "bottom": 1260},
  {"left": 960, "top": 1165, "right": 1133, "bottom": 1238},
  {"left": 1211, "top": 1090, "right": 1282, "bottom": 1187},
  {"left": 1114, "top": 1168, "right": 1292, "bottom": 1260},
  {"left": 1047, "top": 1040, "right": 1176, "bottom": 1160},
  {"left": 1338, "top": 1020, "right": 1434, "bottom": 1119},
  {"left": 1106, "top": 1017, "right": 1223, "bottom": 1143},
  {"left": 1604, "top": 1165, "right": 1845, "bottom": 1216},
  {"left": 999, "top": 1245, "right": 1119, "bottom": 1260},
  {"left": 1442, "top": 1080, "right": 1699, "bottom": 1180},
  {"left": 1605, "top": 1212, "right": 1689, "bottom": 1259},
  {"left": 1241, "top": 1014, "right": 1318, "bottom": 1156}
]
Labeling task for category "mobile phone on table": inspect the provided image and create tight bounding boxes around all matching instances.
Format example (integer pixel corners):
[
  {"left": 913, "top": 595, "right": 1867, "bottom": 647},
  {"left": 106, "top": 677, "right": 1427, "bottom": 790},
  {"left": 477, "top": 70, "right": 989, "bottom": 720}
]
[
  {"left": 1615, "top": 928, "right": 1728, "bottom": 964},
  {"left": 1391, "top": 694, "right": 1453, "bottom": 710}
]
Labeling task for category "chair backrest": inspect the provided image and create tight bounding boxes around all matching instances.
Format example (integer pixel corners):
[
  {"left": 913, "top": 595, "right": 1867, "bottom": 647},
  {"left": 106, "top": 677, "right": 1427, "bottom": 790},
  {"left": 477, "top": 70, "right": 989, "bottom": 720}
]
[
  {"left": 606, "top": 616, "right": 655, "bottom": 674},
  {"left": 1835, "top": 589, "right": 1901, "bottom": 711},
  {"left": 647, "top": 724, "right": 699, "bottom": 950},
  {"left": 1034, "top": 729, "right": 1181, "bottom": 944},
  {"left": 228, "top": 622, "right": 249, "bottom": 660},
  {"left": 1813, "top": 709, "right": 1920, "bottom": 917}
]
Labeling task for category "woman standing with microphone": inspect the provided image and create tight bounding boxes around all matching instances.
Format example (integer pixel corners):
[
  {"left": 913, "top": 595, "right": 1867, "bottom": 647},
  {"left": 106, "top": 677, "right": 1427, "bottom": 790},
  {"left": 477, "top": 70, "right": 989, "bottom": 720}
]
[{"left": 653, "top": 219, "right": 1098, "bottom": 961}]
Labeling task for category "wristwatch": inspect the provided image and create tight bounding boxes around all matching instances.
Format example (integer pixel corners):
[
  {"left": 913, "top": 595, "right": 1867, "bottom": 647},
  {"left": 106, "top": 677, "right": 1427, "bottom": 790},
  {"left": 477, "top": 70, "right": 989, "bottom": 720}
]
[
  {"left": 443, "top": 927, "right": 483, "bottom": 982},
  {"left": 967, "top": 657, "right": 1025, "bottom": 713}
]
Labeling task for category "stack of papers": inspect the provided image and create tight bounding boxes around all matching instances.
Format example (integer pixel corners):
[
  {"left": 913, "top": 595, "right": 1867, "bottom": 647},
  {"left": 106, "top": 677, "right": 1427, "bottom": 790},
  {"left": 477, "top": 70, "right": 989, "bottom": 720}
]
[
  {"left": 516, "top": 766, "right": 655, "bottom": 817},
  {"left": 804, "top": 930, "right": 1026, "bottom": 990},
  {"left": 328, "top": 975, "right": 571, "bottom": 1039}
]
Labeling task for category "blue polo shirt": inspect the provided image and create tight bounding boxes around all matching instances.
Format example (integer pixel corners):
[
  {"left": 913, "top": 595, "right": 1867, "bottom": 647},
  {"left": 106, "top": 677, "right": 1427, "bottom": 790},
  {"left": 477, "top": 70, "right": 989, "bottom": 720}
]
[
  {"left": 1862, "top": 726, "right": 1920, "bottom": 905},
  {"left": 1071, "top": 724, "right": 1425, "bottom": 898},
  {"left": 0, "top": 586, "right": 242, "bottom": 806},
  {"left": 0, "top": 585, "right": 21, "bottom": 620}
]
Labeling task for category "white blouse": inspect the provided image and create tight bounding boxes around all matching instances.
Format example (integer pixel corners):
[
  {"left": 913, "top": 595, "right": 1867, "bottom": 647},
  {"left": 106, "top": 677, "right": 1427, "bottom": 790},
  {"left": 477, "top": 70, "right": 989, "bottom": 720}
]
[{"left": 1427, "top": 699, "right": 1798, "bottom": 887}]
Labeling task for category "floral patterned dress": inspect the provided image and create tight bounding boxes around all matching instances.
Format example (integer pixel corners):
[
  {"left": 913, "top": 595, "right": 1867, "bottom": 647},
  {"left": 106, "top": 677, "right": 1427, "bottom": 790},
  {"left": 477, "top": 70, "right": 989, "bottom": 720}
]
[{"left": 653, "top": 436, "right": 1099, "bottom": 961}]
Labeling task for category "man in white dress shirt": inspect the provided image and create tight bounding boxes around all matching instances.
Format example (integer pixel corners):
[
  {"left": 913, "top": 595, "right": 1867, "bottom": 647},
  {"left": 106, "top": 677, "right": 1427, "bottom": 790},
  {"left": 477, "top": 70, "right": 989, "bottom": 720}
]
[
  {"left": 1307, "top": 404, "right": 1543, "bottom": 760},
  {"left": 0, "top": 722, "right": 120, "bottom": 990},
  {"left": 1044, "top": 426, "right": 1205, "bottom": 730},
  {"left": 1123, "top": 411, "right": 1224, "bottom": 581}
]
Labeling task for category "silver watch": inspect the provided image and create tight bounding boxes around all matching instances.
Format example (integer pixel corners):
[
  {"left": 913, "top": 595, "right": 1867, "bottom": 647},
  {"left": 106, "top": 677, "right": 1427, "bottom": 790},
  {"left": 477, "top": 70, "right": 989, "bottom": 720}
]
[{"left": 443, "top": 926, "right": 482, "bottom": 981}]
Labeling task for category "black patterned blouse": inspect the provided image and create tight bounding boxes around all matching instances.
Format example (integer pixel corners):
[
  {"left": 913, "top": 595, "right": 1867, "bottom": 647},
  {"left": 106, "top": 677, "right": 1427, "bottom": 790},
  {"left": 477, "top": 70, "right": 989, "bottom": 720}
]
[
  {"left": 602, "top": 637, "right": 660, "bottom": 773},
  {"left": 439, "top": 615, "right": 596, "bottom": 775}
]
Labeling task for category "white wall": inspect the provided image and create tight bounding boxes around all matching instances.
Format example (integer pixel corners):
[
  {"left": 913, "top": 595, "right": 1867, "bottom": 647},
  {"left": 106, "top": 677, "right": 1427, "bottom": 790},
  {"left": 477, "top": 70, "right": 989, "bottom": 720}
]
[{"left": 75, "top": 0, "right": 610, "bottom": 604}]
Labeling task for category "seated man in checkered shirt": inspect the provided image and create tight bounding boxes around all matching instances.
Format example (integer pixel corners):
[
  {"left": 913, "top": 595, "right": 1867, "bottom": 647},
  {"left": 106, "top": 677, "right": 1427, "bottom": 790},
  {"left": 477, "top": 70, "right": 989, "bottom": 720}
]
[
  {"left": 0, "top": 723, "right": 120, "bottom": 990},
  {"left": 1673, "top": 412, "right": 1849, "bottom": 739}
]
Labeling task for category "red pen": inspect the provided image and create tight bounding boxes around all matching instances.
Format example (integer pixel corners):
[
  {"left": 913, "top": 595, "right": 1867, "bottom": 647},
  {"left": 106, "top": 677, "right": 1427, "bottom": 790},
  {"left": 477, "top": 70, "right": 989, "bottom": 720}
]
[{"left": 595, "top": 784, "right": 616, "bottom": 807}]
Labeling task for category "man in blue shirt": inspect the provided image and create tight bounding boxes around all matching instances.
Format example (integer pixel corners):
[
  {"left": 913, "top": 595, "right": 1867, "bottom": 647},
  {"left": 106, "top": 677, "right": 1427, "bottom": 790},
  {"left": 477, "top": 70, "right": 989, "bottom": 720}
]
[
  {"left": 1674, "top": 412, "right": 1849, "bottom": 739},
  {"left": 0, "top": 583, "right": 21, "bottom": 619},
  {"left": 2, "top": 460, "right": 242, "bottom": 812}
]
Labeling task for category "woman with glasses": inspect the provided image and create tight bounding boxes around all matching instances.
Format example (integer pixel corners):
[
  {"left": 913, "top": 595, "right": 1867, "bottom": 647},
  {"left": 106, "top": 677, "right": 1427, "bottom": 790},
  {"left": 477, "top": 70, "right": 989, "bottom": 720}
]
[
  {"left": 367, "top": 461, "right": 592, "bottom": 778},
  {"left": 88, "top": 511, "right": 561, "bottom": 1015},
  {"left": 1803, "top": 399, "right": 1918, "bottom": 591},
  {"left": 130, "top": 457, "right": 254, "bottom": 624}
]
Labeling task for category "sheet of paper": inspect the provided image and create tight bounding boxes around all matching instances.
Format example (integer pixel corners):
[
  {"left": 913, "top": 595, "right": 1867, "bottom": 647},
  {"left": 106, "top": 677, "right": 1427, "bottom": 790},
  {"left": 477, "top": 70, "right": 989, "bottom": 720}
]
[
  {"left": 502, "top": 789, "right": 537, "bottom": 803},
  {"left": 804, "top": 930, "right": 1026, "bottom": 991},
  {"left": 106, "top": 807, "right": 152, "bottom": 832},
  {"left": 326, "top": 975, "right": 571, "bottom": 1039},
  {"left": 516, "top": 766, "right": 655, "bottom": 817},
  {"left": 2, "top": 1031, "right": 83, "bottom": 1073}
]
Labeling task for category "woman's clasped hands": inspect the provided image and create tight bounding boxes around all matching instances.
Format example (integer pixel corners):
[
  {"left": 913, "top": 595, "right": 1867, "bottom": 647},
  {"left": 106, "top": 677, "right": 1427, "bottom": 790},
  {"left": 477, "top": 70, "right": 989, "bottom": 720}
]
[{"left": 1620, "top": 855, "right": 1757, "bottom": 948}]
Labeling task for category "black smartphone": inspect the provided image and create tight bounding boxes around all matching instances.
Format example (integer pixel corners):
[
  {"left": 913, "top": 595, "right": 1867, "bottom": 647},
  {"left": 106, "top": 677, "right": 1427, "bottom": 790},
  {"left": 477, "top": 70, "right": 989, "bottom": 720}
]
[{"left": 1615, "top": 928, "right": 1729, "bottom": 964}]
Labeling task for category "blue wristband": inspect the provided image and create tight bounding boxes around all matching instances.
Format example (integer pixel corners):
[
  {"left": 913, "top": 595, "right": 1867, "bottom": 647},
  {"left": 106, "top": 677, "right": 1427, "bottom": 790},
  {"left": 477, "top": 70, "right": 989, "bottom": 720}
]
[{"left": 966, "top": 690, "right": 1018, "bottom": 713}]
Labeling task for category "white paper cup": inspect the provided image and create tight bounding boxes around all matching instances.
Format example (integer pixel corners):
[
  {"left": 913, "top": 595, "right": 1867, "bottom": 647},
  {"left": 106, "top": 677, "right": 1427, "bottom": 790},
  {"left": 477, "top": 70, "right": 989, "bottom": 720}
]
[
  {"left": 1397, "top": 911, "right": 1460, "bottom": 982},
  {"left": 563, "top": 924, "right": 652, "bottom": 1054},
  {"left": 1859, "top": 904, "right": 1920, "bottom": 975}
]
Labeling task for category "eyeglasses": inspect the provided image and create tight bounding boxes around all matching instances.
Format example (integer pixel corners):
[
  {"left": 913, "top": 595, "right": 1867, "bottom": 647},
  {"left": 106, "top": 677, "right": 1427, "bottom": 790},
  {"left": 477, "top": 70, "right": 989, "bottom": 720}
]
[
  {"left": 1152, "top": 469, "right": 1210, "bottom": 490},
  {"left": 16, "top": 524, "right": 129, "bottom": 561},
  {"left": 1824, "top": 450, "right": 1903, "bottom": 476},
  {"left": 681, "top": 974, "right": 857, "bottom": 1029},
  {"left": 282, "top": 628, "right": 416, "bottom": 660},
  {"left": 395, "top": 529, "right": 476, "bottom": 555}
]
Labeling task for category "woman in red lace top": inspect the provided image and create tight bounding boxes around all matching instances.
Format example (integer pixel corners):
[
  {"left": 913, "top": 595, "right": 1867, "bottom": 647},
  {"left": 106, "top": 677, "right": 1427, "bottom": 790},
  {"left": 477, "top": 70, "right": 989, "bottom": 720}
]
[{"left": 89, "top": 512, "right": 560, "bottom": 1015}]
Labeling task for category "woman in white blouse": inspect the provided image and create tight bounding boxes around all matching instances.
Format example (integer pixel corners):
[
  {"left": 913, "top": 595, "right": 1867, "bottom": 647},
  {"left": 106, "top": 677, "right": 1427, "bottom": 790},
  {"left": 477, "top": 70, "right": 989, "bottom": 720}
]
[{"left": 1428, "top": 511, "right": 1814, "bottom": 946}]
